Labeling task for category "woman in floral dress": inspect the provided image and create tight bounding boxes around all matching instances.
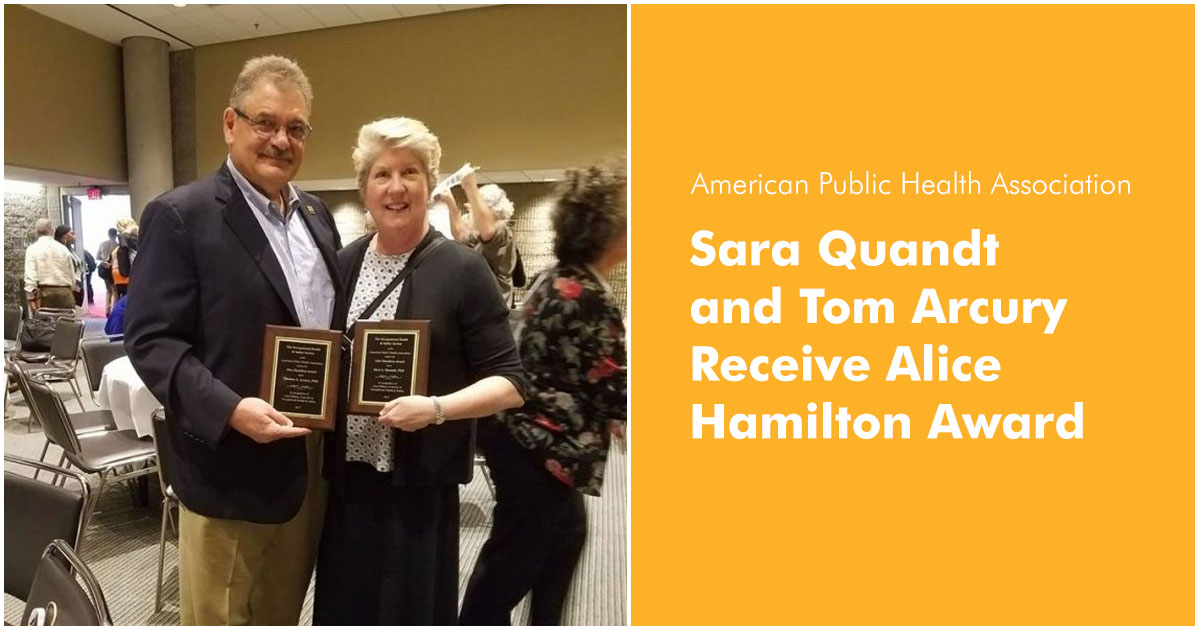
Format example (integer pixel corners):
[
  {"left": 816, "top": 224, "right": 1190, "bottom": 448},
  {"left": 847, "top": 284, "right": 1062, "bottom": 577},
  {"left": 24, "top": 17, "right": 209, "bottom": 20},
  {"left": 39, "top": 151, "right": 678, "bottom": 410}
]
[{"left": 460, "top": 160, "right": 627, "bottom": 625}]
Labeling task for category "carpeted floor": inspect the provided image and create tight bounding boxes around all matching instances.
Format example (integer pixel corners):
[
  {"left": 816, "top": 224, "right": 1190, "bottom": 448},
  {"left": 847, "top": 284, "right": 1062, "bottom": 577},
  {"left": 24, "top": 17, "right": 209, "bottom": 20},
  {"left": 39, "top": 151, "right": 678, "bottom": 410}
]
[{"left": 3, "top": 366, "right": 627, "bottom": 625}]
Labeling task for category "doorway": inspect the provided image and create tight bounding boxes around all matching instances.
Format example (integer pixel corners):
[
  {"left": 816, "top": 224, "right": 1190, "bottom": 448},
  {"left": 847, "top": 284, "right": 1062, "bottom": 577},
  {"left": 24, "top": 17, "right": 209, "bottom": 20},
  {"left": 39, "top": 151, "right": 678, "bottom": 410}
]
[{"left": 63, "top": 190, "right": 131, "bottom": 319}]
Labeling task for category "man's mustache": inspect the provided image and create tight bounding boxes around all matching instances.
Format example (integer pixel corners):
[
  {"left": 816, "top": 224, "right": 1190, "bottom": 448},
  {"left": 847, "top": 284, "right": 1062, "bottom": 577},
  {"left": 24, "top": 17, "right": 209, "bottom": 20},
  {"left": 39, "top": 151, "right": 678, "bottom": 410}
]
[{"left": 260, "top": 147, "right": 294, "bottom": 160}]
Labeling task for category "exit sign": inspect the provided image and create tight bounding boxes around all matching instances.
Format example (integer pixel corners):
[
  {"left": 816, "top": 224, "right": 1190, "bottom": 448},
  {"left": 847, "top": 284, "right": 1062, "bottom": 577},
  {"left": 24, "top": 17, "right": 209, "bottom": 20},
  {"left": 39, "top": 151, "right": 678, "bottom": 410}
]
[{"left": 87, "top": 186, "right": 102, "bottom": 200}]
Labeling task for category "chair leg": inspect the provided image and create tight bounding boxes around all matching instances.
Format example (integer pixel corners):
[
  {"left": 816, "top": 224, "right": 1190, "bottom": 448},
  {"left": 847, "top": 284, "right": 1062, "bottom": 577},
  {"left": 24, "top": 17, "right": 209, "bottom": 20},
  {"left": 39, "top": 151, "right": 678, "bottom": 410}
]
[
  {"left": 125, "top": 477, "right": 139, "bottom": 506},
  {"left": 479, "top": 460, "right": 497, "bottom": 499},
  {"left": 83, "top": 470, "right": 109, "bottom": 529},
  {"left": 33, "top": 440, "right": 51, "bottom": 480},
  {"left": 68, "top": 378, "right": 86, "bottom": 413},
  {"left": 52, "top": 452, "right": 68, "bottom": 486},
  {"left": 156, "top": 498, "right": 168, "bottom": 612},
  {"left": 166, "top": 502, "right": 178, "bottom": 535}
]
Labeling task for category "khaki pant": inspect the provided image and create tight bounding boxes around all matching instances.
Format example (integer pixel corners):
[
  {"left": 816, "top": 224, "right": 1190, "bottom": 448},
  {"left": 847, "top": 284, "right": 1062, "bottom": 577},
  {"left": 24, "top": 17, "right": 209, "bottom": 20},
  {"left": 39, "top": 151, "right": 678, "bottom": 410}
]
[
  {"left": 178, "top": 434, "right": 326, "bottom": 625},
  {"left": 37, "top": 286, "right": 75, "bottom": 310}
]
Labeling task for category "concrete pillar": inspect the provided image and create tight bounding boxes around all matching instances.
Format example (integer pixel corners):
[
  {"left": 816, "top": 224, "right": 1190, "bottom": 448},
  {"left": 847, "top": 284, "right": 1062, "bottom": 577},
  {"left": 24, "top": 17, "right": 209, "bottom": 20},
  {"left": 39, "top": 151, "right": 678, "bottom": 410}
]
[{"left": 122, "top": 36, "right": 174, "bottom": 220}]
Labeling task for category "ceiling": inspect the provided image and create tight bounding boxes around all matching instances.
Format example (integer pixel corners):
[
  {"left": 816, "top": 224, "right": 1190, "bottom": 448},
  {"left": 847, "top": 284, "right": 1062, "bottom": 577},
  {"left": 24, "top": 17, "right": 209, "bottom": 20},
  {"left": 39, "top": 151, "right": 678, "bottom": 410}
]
[{"left": 23, "top": 4, "right": 490, "bottom": 51}]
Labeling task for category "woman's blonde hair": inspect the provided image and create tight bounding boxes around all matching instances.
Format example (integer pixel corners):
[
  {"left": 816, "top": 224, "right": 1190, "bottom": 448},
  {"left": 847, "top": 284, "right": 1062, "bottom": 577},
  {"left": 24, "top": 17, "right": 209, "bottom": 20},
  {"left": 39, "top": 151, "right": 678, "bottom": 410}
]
[{"left": 352, "top": 117, "right": 441, "bottom": 193}]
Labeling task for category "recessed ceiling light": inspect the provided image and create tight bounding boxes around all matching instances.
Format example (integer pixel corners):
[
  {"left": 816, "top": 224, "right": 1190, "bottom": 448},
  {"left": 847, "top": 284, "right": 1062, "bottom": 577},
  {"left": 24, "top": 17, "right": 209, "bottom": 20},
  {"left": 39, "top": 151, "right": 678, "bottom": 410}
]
[{"left": 173, "top": 3, "right": 187, "bottom": 7}]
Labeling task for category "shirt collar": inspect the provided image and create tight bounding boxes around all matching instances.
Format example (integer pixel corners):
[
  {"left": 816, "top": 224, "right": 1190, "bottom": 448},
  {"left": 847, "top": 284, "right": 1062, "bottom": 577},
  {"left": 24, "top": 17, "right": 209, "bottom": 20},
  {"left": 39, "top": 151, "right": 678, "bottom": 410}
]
[{"left": 226, "top": 155, "right": 301, "bottom": 222}]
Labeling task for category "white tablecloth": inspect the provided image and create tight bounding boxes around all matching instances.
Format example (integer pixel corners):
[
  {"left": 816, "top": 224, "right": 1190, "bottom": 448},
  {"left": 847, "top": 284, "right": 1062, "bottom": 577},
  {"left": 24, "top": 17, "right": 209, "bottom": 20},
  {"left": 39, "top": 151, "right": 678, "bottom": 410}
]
[{"left": 96, "top": 356, "right": 161, "bottom": 438}]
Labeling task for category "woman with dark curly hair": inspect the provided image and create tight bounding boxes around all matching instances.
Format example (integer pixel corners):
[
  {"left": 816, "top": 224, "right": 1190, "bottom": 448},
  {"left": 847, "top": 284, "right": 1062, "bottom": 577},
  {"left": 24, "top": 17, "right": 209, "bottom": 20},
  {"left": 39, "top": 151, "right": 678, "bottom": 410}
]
[{"left": 460, "top": 161, "right": 627, "bottom": 625}]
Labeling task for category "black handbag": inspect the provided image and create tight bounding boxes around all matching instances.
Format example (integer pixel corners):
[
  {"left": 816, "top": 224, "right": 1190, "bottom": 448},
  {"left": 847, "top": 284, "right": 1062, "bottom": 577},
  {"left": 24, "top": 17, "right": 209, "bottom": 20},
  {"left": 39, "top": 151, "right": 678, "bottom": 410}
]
[{"left": 18, "top": 312, "right": 57, "bottom": 354}]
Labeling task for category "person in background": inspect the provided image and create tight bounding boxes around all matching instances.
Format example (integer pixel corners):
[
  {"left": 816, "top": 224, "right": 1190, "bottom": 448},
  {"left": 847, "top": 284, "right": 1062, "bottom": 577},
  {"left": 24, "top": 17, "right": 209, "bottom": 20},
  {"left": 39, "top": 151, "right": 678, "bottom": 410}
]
[
  {"left": 444, "top": 173, "right": 519, "bottom": 304},
  {"left": 314, "top": 116, "right": 524, "bottom": 625},
  {"left": 53, "top": 225, "right": 84, "bottom": 307},
  {"left": 105, "top": 295, "right": 127, "bottom": 336},
  {"left": 124, "top": 54, "right": 341, "bottom": 625},
  {"left": 97, "top": 227, "right": 118, "bottom": 315},
  {"left": 24, "top": 219, "right": 78, "bottom": 311},
  {"left": 460, "top": 160, "right": 628, "bottom": 625},
  {"left": 82, "top": 249, "right": 96, "bottom": 306},
  {"left": 110, "top": 223, "right": 136, "bottom": 301}
]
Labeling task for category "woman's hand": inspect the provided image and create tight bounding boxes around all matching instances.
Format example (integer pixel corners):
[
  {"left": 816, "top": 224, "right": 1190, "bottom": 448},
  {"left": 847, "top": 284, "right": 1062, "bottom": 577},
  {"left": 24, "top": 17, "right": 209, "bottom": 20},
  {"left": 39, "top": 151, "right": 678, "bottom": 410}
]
[{"left": 377, "top": 395, "right": 437, "bottom": 432}]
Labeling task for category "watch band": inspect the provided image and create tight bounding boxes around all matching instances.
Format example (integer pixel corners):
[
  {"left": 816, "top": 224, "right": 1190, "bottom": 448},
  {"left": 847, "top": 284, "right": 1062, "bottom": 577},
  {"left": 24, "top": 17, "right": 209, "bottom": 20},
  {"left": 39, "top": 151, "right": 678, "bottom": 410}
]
[{"left": 430, "top": 395, "right": 445, "bottom": 425}]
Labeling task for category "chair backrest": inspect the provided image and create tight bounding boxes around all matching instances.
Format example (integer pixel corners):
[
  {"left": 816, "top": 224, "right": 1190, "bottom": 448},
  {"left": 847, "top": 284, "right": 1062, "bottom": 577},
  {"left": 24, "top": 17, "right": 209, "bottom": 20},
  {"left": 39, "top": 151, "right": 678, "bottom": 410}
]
[
  {"left": 48, "top": 318, "right": 84, "bottom": 363},
  {"left": 4, "top": 455, "right": 91, "bottom": 601},
  {"left": 21, "top": 540, "right": 112, "bottom": 626},
  {"left": 10, "top": 362, "right": 46, "bottom": 431},
  {"left": 4, "top": 307, "right": 22, "bottom": 342},
  {"left": 81, "top": 318, "right": 108, "bottom": 339},
  {"left": 151, "top": 409, "right": 174, "bottom": 497},
  {"left": 80, "top": 336, "right": 127, "bottom": 394},
  {"left": 21, "top": 372, "right": 83, "bottom": 458}
]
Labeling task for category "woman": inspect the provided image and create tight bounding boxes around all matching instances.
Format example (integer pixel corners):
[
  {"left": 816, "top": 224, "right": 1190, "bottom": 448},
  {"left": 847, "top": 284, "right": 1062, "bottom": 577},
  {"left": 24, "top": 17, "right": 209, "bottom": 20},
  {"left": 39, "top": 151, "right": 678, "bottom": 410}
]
[
  {"left": 444, "top": 173, "right": 519, "bottom": 304},
  {"left": 314, "top": 117, "right": 525, "bottom": 625},
  {"left": 110, "top": 220, "right": 137, "bottom": 300},
  {"left": 460, "top": 161, "right": 628, "bottom": 625}
]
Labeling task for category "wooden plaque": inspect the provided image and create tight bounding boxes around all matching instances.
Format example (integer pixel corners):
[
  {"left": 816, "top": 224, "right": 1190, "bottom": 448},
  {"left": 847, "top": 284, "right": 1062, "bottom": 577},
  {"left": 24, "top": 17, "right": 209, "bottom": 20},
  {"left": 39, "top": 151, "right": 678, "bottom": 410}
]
[
  {"left": 348, "top": 319, "right": 431, "bottom": 414},
  {"left": 258, "top": 325, "right": 342, "bottom": 430}
]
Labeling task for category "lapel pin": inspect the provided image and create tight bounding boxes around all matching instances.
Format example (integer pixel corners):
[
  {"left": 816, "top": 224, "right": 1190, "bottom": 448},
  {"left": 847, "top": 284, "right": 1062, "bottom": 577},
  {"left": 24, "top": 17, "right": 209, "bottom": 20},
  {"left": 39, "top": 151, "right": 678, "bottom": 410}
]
[{"left": 305, "top": 204, "right": 316, "bottom": 215}]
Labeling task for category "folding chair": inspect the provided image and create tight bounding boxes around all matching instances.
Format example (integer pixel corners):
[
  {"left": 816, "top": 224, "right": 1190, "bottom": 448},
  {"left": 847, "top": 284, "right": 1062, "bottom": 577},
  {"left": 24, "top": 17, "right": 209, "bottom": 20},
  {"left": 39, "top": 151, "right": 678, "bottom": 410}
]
[
  {"left": 15, "top": 307, "right": 75, "bottom": 363},
  {"left": 80, "top": 335, "right": 127, "bottom": 406},
  {"left": 22, "top": 539, "right": 113, "bottom": 626},
  {"left": 3, "top": 306, "right": 22, "bottom": 355},
  {"left": 22, "top": 376, "right": 156, "bottom": 527},
  {"left": 19, "top": 317, "right": 87, "bottom": 413},
  {"left": 4, "top": 455, "right": 92, "bottom": 604},
  {"left": 11, "top": 362, "right": 117, "bottom": 470}
]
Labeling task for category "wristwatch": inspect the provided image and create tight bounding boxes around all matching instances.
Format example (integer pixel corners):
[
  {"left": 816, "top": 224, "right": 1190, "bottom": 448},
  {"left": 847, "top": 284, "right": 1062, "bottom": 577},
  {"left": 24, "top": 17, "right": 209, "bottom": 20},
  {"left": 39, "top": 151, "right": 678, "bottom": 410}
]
[{"left": 430, "top": 396, "right": 445, "bottom": 425}]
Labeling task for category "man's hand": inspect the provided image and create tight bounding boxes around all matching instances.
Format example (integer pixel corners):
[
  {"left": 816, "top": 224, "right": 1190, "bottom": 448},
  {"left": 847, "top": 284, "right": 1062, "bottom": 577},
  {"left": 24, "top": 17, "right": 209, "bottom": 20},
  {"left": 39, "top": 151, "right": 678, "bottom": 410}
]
[
  {"left": 377, "top": 395, "right": 437, "bottom": 432},
  {"left": 228, "top": 397, "right": 310, "bottom": 443}
]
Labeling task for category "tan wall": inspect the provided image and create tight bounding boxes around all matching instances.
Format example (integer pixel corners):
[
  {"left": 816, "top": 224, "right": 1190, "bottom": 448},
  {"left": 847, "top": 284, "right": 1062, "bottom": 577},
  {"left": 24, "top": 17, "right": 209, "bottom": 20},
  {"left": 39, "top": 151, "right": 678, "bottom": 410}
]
[
  {"left": 192, "top": 4, "right": 625, "bottom": 180},
  {"left": 4, "top": 5, "right": 127, "bottom": 182}
]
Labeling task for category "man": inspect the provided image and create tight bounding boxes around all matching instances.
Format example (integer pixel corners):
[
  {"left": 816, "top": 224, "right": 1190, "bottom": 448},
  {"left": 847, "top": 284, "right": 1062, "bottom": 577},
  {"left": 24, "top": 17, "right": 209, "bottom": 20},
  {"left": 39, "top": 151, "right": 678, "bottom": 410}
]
[
  {"left": 444, "top": 172, "right": 519, "bottom": 303},
  {"left": 97, "top": 227, "right": 118, "bottom": 314},
  {"left": 23, "top": 218, "right": 79, "bottom": 311},
  {"left": 125, "top": 55, "right": 341, "bottom": 625},
  {"left": 82, "top": 249, "right": 96, "bottom": 305},
  {"left": 53, "top": 225, "right": 84, "bottom": 307}
]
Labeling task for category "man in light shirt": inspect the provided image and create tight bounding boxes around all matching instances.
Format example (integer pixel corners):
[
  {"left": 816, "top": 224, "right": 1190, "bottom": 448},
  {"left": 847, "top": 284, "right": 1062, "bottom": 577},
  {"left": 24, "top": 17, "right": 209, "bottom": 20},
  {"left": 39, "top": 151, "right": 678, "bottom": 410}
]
[{"left": 23, "top": 218, "right": 79, "bottom": 311}]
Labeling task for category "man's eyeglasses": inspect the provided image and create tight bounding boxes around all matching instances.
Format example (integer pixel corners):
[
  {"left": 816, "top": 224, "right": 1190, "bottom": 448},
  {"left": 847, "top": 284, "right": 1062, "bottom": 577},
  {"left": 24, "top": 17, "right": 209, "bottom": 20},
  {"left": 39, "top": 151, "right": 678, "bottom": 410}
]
[{"left": 233, "top": 108, "right": 313, "bottom": 142}]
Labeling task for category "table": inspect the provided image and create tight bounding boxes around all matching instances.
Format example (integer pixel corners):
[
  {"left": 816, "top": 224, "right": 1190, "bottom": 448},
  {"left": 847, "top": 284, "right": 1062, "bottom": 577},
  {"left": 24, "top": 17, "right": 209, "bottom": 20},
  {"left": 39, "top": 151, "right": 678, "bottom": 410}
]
[{"left": 96, "top": 356, "right": 161, "bottom": 438}]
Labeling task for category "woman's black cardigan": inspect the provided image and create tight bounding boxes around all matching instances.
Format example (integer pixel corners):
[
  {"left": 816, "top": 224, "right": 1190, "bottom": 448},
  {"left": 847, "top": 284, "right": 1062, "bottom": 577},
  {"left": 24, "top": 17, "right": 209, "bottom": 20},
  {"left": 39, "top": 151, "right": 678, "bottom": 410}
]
[{"left": 323, "top": 228, "right": 526, "bottom": 488}]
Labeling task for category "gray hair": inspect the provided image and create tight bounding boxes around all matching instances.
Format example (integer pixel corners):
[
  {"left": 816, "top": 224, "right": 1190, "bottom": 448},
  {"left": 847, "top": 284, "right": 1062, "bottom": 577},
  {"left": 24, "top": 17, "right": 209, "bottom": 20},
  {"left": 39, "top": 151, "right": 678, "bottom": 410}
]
[
  {"left": 229, "top": 55, "right": 314, "bottom": 110},
  {"left": 34, "top": 218, "right": 53, "bottom": 236},
  {"left": 352, "top": 117, "right": 441, "bottom": 193},
  {"left": 478, "top": 184, "right": 514, "bottom": 221}
]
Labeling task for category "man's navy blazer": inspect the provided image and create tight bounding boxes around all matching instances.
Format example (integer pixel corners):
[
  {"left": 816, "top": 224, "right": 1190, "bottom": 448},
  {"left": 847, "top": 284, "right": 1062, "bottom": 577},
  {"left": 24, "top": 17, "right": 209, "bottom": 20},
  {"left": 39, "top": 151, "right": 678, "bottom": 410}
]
[{"left": 125, "top": 163, "right": 343, "bottom": 523}]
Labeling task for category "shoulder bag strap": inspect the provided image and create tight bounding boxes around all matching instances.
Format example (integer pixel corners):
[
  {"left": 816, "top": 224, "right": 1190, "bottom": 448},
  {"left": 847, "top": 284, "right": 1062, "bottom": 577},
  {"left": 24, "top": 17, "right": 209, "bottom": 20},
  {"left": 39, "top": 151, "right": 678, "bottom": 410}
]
[{"left": 358, "top": 234, "right": 446, "bottom": 322}]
